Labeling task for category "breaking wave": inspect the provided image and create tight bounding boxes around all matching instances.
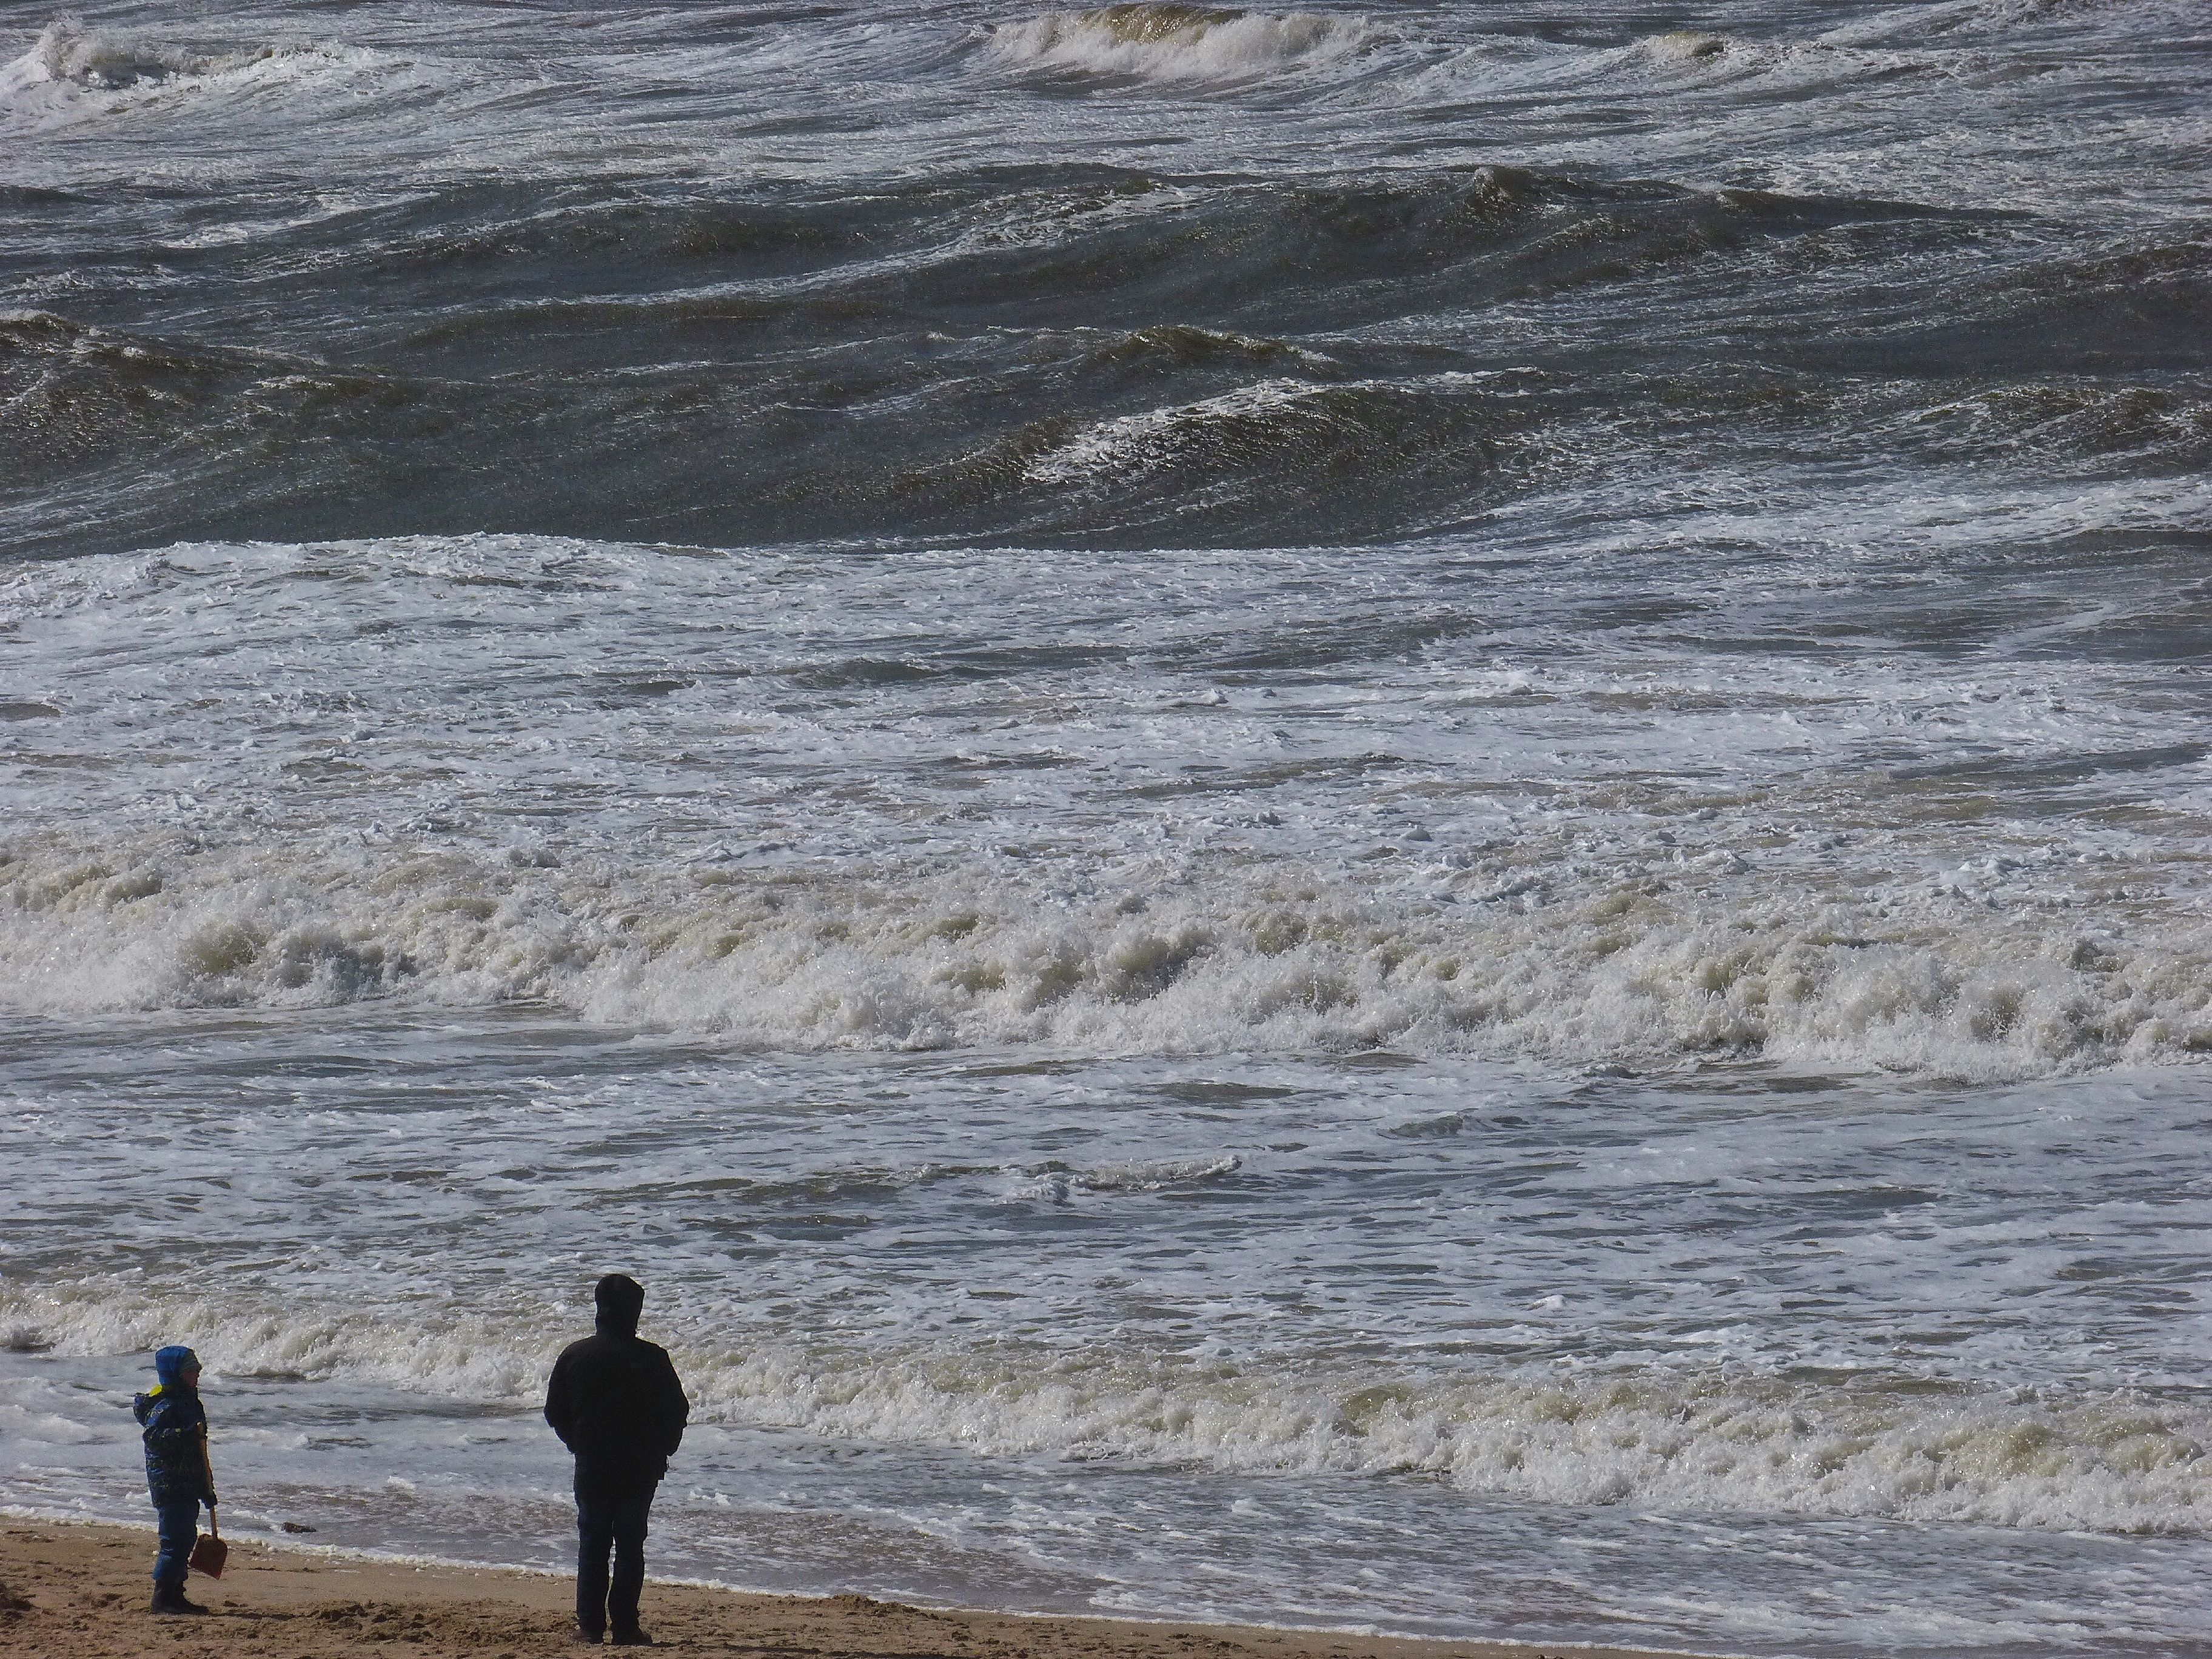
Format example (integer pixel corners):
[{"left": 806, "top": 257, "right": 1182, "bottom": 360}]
[
  {"left": 988, "top": 5, "right": 1367, "bottom": 82},
  {"left": 1641, "top": 29, "right": 1732, "bottom": 68},
  {"left": 0, "top": 17, "right": 370, "bottom": 119},
  {"left": 1021, "top": 372, "right": 1511, "bottom": 488},
  {"left": 6, "top": 1282, "right": 2205, "bottom": 1536},
  {"left": 4, "top": 833, "right": 2210, "bottom": 1078},
  {"left": 13, "top": 15, "right": 203, "bottom": 89}
]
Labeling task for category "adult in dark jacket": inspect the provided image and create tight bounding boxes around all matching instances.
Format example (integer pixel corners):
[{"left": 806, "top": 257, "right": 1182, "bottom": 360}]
[
  {"left": 133, "top": 1344, "right": 217, "bottom": 1615},
  {"left": 545, "top": 1273, "right": 689, "bottom": 1646}
]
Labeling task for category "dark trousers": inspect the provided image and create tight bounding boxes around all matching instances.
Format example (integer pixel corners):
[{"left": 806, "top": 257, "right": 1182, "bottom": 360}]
[
  {"left": 575, "top": 1480, "right": 655, "bottom": 1637},
  {"left": 153, "top": 1495, "right": 201, "bottom": 1590}
]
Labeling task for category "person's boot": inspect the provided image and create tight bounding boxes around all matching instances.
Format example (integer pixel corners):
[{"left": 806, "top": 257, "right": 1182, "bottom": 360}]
[
  {"left": 572, "top": 1625, "right": 603, "bottom": 1644},
  {"left": 150, "top": 1585, "right": 208, "bottom": 1615},
  {"left": 609, "top": 1629, "right": 654, "bottom": 1647}
]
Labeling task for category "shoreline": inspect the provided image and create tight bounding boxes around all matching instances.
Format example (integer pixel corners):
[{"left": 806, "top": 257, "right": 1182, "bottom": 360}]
[{"left": 1, "top": 1517, "right": 1731, "bottom": 1659}]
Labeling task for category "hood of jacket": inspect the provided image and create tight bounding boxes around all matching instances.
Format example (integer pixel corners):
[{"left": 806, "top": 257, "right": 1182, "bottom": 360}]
[{"left": 593, "top": 1273, "right": 644, "bottom": 1337}]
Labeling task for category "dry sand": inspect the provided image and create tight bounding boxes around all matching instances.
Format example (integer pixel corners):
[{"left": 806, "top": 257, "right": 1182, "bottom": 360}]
[{"left": 0, "top": 1520, "right": 1716, "bottom": 1659}]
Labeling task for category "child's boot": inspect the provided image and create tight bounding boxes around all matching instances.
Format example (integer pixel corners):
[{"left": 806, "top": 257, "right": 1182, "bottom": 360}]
[{"left": 150, "top": 1585, "right": 207, "bottom": 1615}]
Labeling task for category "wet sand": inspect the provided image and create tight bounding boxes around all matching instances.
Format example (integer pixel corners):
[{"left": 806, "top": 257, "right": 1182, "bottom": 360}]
[{"left": 0, "top": 1519, "right": 1715, "bottom": 1659}]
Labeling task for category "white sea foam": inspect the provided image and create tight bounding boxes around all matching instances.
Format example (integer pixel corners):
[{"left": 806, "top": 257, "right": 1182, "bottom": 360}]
[
  {"left": 1640, "top": 30, "right": 1733, "bottom": 69},
  {"left": 15, "top": 16, "right": 201, "bottom": 89},
  {"left": 5, "top": 1282, "right": 2204, "bottom": 1537},
  {"left": 988, "top": 5, "right": 1367, "bottom": 83},
  {"left": 4, "top": 524, "right": 2208, "bottom": 1078},
  {"left": 1022, "top": 371, "right": 1513, "bottom": 487},
  {"left": 0, "top": 16, "right": 380, "bottom": 133},
  {"left": 1024, "top": 378, "right": 1321, "bottom": 484},
  {"left": 3, "top": 831, "right": 2209, "bottom": 1076}
]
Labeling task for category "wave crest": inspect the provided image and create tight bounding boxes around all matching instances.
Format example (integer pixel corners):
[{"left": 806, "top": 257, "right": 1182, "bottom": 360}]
[
  {"left": 1, "top": 17, "right": 368, "bottom": 116},
  {"left": 7, "top": 1282, "right": 2207, "bottom": 1536},
  {"left": 988, "top": 5, "right": 1366, "bottom": 82},
  {"left": 21, "top": 17, "right": 204, "bottom": 89},
  {"left": 4, "top": 832, "right": 2211, "bottom": 1078}
]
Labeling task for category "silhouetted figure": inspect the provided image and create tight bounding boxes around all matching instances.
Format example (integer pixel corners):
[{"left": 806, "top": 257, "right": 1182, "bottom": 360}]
[
  {"left": 134, "top": 1345, "right": 216, "bottom": 1615},
  {"left": 545, "top": 1274, "right": 689, "bottom": 1646}
]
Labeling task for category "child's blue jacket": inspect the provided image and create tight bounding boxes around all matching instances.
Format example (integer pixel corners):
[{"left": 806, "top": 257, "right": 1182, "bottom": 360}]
[{"left": 132, "top": 1384, "right": 215, "bottom": 1506}]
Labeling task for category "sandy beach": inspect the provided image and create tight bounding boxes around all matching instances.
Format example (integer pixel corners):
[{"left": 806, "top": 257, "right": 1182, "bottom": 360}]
[{"left": 1, "top": 1520, "right": 1712, "bottom": 1659}]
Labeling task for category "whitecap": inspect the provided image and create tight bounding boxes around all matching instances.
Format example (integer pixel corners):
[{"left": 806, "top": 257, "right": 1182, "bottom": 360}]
[{"left": 987, "top": 4, "right": 1367, "bottom": 84}]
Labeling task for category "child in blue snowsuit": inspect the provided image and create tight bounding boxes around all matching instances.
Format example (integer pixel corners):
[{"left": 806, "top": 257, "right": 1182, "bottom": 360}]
[{"left": 133, "top": 1344, "right": 217, "bottom": 1615}]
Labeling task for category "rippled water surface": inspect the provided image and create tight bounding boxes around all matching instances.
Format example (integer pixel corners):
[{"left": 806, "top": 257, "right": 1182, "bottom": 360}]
[{"left": 3, "top": 2, "right": 2209, "bottom": 1654}]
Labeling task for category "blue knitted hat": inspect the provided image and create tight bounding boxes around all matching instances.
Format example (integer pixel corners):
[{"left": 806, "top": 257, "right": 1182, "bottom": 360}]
[{"left": 153, "top": 1346, "right": 201, "bottom": 1386}]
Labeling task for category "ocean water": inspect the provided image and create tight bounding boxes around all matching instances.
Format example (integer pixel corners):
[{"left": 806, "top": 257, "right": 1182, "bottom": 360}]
[{"left": 2, "top": 2, "right": 2209, "bottom": 1654}]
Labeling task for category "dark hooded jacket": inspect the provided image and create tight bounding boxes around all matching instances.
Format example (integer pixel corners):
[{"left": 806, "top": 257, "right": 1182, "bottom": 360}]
[
  {"left": 133, "top": 1383, "right": 215, "bottom": 1507},
  {"left": 545, "top": 1285, "right": 688, "bottom": 1493}
]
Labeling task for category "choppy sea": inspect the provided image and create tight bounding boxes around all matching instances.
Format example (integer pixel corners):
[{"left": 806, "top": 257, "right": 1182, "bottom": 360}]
[{"left": 2, "top": 2, "right": 2210, "bottom": 1653}]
